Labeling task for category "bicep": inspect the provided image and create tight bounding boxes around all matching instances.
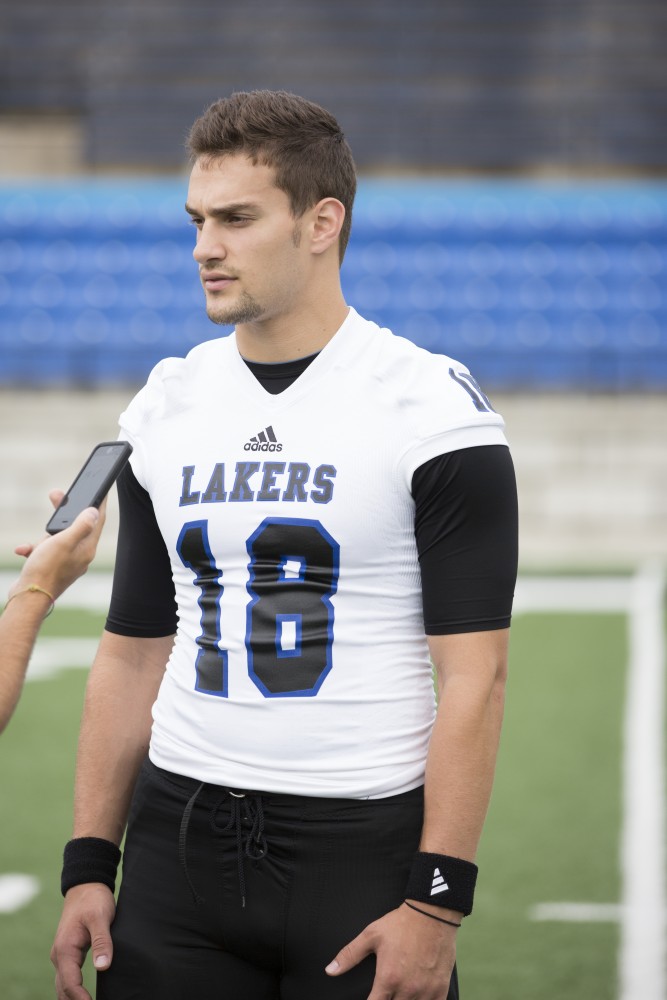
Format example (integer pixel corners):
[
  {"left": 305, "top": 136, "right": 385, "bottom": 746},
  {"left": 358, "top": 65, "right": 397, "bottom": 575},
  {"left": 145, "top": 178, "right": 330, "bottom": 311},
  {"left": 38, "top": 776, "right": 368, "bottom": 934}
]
[
  {"left": 106, "top": 464, "right": 178, "bottom": 638},
  {"left": 413, "top": 445, "right": 518, "bottom": 636},
  {"left": 95, "top": 628, "right": 174, "bottom": 672},
  {"left": 427, "top": 628, "right": 510, "bottom": 698},
  {"left": 87, "top": 629, "right": 173, "bottom": 704}
]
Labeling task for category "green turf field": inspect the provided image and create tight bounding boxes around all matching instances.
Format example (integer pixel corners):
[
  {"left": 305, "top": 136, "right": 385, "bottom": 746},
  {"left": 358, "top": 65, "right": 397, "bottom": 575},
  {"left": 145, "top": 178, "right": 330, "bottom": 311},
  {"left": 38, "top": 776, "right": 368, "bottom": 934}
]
[{"left": 0, "top": 576, "right": 662, "bottom": 1000}]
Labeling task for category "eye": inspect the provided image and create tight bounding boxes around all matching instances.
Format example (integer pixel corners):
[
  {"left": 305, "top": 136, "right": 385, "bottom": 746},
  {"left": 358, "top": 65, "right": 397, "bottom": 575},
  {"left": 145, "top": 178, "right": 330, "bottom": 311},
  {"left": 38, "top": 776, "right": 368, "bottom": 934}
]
[{"left": 188, "top": 216, "right": 204, "bottom": 229}]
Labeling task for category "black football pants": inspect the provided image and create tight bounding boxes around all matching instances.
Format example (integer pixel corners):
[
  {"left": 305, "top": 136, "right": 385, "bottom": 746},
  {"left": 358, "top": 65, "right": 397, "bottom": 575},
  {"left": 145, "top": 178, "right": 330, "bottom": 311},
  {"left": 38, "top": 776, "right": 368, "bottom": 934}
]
[{"left": 97, "top": 757, "right": 460, "bottom": 1000}]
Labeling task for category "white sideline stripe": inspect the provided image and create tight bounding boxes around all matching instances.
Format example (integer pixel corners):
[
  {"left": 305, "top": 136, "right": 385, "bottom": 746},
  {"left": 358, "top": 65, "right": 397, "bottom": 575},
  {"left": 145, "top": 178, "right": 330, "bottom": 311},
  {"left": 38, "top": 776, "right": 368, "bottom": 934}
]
[
  {"left": 26, "top": 638, "right": 100, "bottom": 680},
  {"left": 532, "top": 902, "right": 623, "bottom": 923},
  {"left": 0, "top": 570, "right": 111, "bottom": 681},
  {"left": 513, "top": 575, "right": 634, "bottom": 613},
  {"left": 0, "top": 571, "right": 112, "bottom": 610},
  {"left": 0, "top": 874, "right": 40, "bottom": 913},
  {"left": 620, "top": 563, "right": 666, "bottom": 1000},
  {"left": 525, "top": 565, "right": 666, "bottom": 1000}
]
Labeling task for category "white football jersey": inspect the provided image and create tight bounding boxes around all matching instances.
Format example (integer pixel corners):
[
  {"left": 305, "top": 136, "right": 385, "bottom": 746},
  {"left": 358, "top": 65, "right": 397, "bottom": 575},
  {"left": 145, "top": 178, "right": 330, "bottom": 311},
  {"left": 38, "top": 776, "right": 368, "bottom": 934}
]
[{"left": 118, "top": 308, "right": 507, "bottom": 798}]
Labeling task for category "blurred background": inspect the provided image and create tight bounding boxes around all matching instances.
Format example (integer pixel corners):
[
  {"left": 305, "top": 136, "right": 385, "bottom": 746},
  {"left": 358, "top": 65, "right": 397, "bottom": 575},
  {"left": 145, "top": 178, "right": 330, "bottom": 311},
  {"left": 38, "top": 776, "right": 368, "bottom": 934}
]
[
  {"left": 0, "top": 2, "right": 665, "bottom": 999},
  {"left": 0, "top": 0, "right": 665, "bottom": 566}
]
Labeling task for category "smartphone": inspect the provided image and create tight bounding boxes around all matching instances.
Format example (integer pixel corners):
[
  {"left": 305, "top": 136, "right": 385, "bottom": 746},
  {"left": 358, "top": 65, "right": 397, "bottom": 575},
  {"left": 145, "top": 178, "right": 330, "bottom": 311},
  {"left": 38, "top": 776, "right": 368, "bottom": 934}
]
[{"left": 45, "top": 441, "right": 133, "bottom": 534}]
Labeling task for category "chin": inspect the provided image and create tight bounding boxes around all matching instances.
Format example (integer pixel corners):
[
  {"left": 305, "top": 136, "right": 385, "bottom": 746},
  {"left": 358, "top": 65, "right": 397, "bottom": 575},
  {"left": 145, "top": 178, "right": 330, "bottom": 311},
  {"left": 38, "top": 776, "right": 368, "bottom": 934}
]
[
  {"left": 207, "top": 298, "right": 265, "bottom": 326},
  {"left": 206, "top": 309, "right": 233, "bottom": 327},
  {"left": 205, "top": 300, "right": 239, "bottom": 326}
]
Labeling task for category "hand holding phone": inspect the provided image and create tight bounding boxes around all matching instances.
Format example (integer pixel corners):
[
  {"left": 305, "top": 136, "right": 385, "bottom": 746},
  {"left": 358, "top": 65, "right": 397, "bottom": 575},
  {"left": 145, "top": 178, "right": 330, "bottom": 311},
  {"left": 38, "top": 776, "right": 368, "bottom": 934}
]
[{"left": 46, "top": 441, "right": 133, "bottom": 535}]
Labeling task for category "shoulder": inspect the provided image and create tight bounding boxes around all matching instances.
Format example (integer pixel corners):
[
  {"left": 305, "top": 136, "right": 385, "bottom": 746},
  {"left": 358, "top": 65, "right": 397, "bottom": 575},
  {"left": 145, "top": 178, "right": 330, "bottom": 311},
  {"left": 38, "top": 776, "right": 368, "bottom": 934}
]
[
  {"left": 119, "top": 336, "right": 232, "bottom": 436},
  {"left": 353, "top": 312, "right": 504, "bottom": 436},
  {"left": 347, "top": 312, "right": 508, "bottom": 482}
]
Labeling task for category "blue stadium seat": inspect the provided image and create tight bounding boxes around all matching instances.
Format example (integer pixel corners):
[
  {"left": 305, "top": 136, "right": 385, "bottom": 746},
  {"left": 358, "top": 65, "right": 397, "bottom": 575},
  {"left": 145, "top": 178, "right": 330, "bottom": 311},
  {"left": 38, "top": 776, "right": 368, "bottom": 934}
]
[{"left": 1, "top": 179, "right": 666, "bottom": 388}]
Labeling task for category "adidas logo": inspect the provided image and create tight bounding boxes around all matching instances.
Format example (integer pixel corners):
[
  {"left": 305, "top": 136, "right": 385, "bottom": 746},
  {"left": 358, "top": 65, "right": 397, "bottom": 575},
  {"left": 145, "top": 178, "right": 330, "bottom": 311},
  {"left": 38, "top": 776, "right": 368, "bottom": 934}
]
[
  {"left": 430, "top": 868, "right": 449, "bottom": 897},
  {"left": 244, "top": 425, "right": 283, "bottom": 453}
]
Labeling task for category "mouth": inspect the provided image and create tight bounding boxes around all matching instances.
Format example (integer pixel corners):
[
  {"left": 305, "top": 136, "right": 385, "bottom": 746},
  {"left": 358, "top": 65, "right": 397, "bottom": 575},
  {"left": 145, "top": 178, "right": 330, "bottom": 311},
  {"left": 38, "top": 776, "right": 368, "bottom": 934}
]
[{"left": 201, "top": 273, "right": 237, "bottom": 292}]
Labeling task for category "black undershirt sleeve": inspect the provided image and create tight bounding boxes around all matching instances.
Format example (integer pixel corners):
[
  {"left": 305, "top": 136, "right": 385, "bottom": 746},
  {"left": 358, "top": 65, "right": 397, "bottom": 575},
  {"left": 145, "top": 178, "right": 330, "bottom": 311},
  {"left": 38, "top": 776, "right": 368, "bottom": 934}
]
[
  {"left": 105, "top": 463, "right": 177, "bottom": 637},
  {"left": 412, "top": 445, "right": 518, "bottom": 634}
]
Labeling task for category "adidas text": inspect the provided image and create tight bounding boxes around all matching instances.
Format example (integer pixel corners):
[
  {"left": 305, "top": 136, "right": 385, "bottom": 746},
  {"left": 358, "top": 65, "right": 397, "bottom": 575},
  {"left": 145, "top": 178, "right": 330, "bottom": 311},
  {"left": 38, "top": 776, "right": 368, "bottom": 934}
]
[
  {"left": 244, "top": 441, "right": 283, "bottom": 452},
  {"left": 245, "top": 425, "right": 281, "bottom": 453}
]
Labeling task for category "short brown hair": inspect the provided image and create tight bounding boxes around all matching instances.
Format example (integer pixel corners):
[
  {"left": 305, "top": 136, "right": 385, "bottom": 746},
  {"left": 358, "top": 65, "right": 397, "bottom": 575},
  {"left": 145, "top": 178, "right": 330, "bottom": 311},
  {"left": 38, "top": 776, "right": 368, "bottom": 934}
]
[{"left": 187, "top": 90, "right": 357, "bottom": 262}]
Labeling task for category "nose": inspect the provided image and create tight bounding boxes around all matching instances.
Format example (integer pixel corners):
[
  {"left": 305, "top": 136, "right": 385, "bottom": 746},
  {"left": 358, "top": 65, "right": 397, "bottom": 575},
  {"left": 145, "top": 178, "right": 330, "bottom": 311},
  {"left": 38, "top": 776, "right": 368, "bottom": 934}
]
[{"left": 192, "top": 222, "right": 226, "bottom": 265}]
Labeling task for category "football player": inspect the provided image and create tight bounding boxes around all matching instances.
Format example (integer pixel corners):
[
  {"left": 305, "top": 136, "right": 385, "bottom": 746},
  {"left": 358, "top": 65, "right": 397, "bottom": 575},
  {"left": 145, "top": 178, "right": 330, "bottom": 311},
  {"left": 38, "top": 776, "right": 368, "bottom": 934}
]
[{"left": 51, "top": 90, "right": 518, "bottom": 1000}]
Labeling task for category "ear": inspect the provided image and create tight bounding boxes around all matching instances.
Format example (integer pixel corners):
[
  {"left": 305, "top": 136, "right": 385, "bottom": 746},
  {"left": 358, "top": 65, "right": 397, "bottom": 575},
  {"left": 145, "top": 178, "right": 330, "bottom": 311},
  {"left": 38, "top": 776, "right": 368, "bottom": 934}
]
[{"left": 309, "top": 198, "right": 346, "bottom": 256}]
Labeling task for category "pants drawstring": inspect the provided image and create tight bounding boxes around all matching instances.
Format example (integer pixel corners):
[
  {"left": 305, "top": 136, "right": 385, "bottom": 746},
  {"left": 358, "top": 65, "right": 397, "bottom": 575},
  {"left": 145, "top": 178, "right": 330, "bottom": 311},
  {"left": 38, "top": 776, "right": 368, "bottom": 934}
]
[
  {"left": 211, "top": 790, "right": 268, "bottom": 907},
  {"left": 178, "top": 781, "right": 269, "bottom": 908}
]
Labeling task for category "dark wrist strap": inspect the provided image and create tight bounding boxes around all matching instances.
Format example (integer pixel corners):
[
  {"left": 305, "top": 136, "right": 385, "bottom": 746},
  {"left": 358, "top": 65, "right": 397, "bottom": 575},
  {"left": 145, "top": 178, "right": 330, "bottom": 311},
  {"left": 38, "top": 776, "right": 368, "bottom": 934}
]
[
  {"left": 405, "top": 851, "right": 478, "bottom": 916},
  {"left": 404, "top": 900, "right": 461, "bottom": 928},
  {"left": 61, "top": 837, "right": 121, "bottom": 896}
]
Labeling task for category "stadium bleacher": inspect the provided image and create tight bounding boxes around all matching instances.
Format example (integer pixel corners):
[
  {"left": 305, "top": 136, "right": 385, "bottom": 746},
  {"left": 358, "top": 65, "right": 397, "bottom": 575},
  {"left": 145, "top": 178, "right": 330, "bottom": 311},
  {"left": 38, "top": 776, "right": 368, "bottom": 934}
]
[
  {"left": 3, "top": 1, "right": 666, "bottom": 173},
  {"left": 1, "top": 178, "right": 665, "bottom": 388}
]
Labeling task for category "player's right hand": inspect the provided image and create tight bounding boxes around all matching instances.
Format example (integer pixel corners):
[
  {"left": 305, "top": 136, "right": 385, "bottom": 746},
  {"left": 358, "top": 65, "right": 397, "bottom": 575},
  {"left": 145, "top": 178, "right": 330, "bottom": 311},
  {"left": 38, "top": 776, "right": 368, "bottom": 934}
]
[{"left": 51, "top": 883, "right": 116, "bottom": 1000}]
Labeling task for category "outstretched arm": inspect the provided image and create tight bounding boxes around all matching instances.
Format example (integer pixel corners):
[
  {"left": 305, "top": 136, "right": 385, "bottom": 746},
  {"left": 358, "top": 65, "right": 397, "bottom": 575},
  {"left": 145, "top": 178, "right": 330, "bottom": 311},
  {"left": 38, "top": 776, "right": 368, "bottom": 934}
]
[{"left": 0, "top": 495, "right": 106, "bottom": 734}]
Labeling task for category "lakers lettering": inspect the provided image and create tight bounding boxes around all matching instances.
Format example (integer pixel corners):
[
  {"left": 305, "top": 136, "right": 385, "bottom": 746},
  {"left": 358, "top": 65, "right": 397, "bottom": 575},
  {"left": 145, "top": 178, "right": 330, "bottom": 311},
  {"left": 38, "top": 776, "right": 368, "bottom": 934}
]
[{"left": 179, "top": 461, "right": 336, "bottom": 506}]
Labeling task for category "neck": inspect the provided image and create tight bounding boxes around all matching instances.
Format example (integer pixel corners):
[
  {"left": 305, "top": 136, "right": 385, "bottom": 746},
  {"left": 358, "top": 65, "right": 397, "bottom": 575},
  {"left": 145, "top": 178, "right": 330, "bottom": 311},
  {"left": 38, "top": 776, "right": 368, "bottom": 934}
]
[{"left": 234, "top": 290, "right": 349, "bottom": 363}]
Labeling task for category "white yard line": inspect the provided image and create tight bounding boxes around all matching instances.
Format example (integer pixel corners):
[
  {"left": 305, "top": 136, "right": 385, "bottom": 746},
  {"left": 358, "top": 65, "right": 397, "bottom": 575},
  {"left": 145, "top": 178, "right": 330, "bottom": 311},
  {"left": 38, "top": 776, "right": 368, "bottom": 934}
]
[
  {"left": 0, "top": 570, "right": 112, "bottom": 610},
  {"left": 513, "top": 574, "right": 634, "bottom": 613},
  {"left": 518, "top": 567, "right": 666, "bottom": 1000},
  {"left": 620, "top": 564, "right": 666, "bottom": 1000},
  {"left": 0, "top": 874, "right": 40, "bottom": 914},
  {"left": 25, "top": 638, "right": 101, "bottom": 681},
  {"left": 532, "top": 902, "right": 623, "bottom": 923},
  {"left": 0, "top": 571, "right": 111, "bottom": 682}
]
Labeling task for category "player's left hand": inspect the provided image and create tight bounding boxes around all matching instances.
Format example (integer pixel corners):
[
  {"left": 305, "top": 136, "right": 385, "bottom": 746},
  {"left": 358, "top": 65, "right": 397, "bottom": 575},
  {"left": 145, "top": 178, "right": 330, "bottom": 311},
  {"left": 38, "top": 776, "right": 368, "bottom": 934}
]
[{"left": 325, "top": 902, "right": 457, "bottom": 999}]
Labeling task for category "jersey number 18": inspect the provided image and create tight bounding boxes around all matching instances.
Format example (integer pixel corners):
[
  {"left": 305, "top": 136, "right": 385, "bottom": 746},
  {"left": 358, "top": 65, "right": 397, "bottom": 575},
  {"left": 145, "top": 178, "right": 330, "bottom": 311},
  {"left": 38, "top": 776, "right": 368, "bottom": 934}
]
[{"left": 177, "top": 517, "right": 339, "bottom": 699}]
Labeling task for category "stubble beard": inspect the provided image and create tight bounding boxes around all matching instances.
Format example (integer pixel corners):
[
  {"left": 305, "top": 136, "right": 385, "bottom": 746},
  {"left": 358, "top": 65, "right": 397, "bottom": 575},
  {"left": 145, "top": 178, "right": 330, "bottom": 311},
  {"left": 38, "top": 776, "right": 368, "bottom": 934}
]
[{"left": 206, "top": 289, "right": 264, "bottom": 327}]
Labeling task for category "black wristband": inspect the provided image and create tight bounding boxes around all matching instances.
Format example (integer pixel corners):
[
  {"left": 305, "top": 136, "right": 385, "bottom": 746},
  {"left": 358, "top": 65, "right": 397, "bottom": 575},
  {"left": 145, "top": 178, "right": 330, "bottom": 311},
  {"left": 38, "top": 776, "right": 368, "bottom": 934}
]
[
  {"left": 405, "top": 852, "right": 478, "bottom": 916},
  {"left": 61, "top": 837, "right": 121, "bottom": 897}
]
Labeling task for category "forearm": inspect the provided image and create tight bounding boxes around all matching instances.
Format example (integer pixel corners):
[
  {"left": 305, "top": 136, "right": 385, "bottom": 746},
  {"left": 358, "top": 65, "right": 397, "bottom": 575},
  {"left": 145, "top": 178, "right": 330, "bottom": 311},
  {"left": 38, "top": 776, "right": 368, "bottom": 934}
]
[
  {"left": 411, "top": 629, "right": 509, "bottom": 921},
  {"left": 404, "top": 630, "right": 508, "bottom": 926},
  {"left": 421, "top": 660, "right": 506, "bottom": 859},
  {"left": 72, "top": 630, "right": 173, "bottom": 844},
  {"left": 0, "top": 595, "right": 51, "bottom": 732}
]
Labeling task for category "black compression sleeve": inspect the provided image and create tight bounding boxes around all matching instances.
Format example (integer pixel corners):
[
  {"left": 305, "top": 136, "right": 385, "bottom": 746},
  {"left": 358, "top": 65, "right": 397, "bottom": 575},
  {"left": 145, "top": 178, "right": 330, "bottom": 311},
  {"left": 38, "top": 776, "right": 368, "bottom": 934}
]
[
  {"left": 105, "top": 463, "right": 178, "bottom": 637},
  {"left": 412, "top": 445, "right": 518, "bottom": 634}
]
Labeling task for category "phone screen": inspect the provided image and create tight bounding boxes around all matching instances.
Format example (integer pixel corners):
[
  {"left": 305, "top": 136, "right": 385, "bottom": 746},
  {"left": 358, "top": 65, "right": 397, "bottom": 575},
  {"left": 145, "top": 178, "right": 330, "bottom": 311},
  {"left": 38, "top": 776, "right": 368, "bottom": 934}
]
[{"left": 46, "top": 442, "right": 133, "bottom": 534}]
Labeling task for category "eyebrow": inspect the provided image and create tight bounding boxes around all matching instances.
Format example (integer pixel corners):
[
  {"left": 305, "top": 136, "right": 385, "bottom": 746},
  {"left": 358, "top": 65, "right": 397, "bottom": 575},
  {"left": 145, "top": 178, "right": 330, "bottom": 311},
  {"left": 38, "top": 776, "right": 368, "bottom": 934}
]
[{"left": 184, "top": 201, "right": 259, "bottom": 220}]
